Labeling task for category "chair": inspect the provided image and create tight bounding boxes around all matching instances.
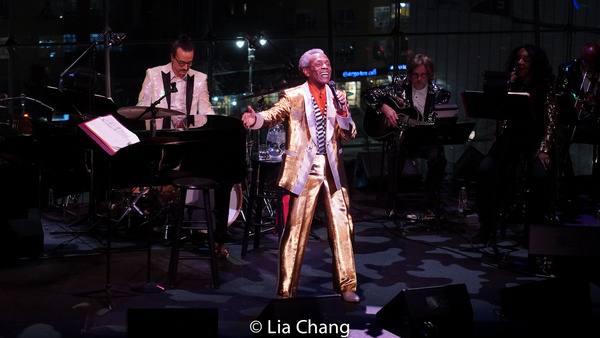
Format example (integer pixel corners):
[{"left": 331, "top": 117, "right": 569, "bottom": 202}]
[{"left": 168, "top": 177, "right": 219, "bottom": 288}]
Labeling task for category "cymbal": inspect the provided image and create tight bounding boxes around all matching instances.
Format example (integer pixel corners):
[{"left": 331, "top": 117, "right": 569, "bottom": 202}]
[{"left": 117, "top": 106, "right": 185, "bottom": 120}]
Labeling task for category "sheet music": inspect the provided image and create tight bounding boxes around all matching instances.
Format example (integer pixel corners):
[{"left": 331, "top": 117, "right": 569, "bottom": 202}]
[{"left": 80, "top": 114, "right": 140, "bottom": 155}]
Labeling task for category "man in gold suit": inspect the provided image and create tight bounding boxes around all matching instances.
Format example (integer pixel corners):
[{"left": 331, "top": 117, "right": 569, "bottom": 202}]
[{"left": 241, "top": 48, "right": 359, "bottom": 303}]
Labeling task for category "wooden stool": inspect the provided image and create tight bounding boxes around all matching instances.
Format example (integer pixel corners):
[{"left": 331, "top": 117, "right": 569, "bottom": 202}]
[{"left": 168, "top": 177, "right": 219, "bottom": 288}]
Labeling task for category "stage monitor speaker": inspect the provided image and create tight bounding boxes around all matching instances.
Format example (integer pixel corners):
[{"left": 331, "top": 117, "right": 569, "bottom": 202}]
[
  {"left": 500, "top": 278, "right": 590, "bottom": 323},
  {"left": 376, "top": 283, "right": 473, "bottom": 338},
  {"left": 529, "top": 223, "right": 600, "bottom": 257},
  {"left": 0, "top": 208, "right": 43, "bottom": 263},
  {"left": 127, "top": 307, "right": 218, "bottom": 338},
  {"left": 528, "top": 223, "right": 600, "bottom": 275},
  {"left": 256, "top": 295, "right": 347, "bottom": 337}
]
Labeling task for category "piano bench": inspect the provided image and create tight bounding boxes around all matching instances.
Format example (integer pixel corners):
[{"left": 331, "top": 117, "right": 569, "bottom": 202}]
[{"left": 168, "top": 177, "right": 219, "bottom": 289}]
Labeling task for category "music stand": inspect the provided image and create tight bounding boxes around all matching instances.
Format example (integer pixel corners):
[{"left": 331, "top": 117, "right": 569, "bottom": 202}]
[
  {"left": 404, "top": 122, "right": 475, "bottom": 233},
  {"left": 461, "top": 90, "right": 536, "bottom": 122},
  {"left": 461, "top": 90, "right": 536, "bottom": 253},
  {"left": 73, "top": 139, "right": 138, "bottom": 309},
  {"left": 401, "top": 122, "right": 475, "bottom": 147},
  {"left": 434, "top": 103, "right": 459, "bottom": 125}
]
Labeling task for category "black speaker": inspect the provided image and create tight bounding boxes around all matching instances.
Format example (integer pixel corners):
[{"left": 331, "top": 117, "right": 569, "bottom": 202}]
[
  {"left": 256, "top": 295, "right": 347, "bottom": 337},
  {"left": 0, "top": 208, "right": 43, "bottom": 263},
  {"left": 127, "top": 308, "right": 218, "bottom": 338},
  {"left": 529, "top": 223, "right": 600, "bottom": 257},
  {"left": 528, "top": 223, "right": 600, "bottom": 275},
  {"left": 376, "top": 284, "right": 473, "bottom": 338},
  {"left": 500, "top": 278, "right": 590, "bottom": 323}
]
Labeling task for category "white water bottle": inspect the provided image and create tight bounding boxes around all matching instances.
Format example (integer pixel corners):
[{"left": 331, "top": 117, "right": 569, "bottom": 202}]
[{"left": 458, "top": 186, "right": 468, "bottom": 214}]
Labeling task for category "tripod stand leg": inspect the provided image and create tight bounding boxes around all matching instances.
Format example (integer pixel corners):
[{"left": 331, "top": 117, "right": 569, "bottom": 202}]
[
  {"left": 113, "top": 187, "right": 149, "bottom": 225},
  {"left": 73, "top": 217, "right": 137, "bottom": 309},
  {"left": 385, "top": 140, "right": 401, "bottom": 218}
]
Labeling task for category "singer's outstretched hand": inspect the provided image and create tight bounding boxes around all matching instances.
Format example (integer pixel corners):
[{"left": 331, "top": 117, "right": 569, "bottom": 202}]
[{"left": 242, "top": 106, "right": 257, "bottom": 128}]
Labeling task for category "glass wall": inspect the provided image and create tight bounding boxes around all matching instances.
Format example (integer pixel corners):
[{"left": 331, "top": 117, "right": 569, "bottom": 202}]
[{"left": 2, "top": 0, "right": 600, "bottom": 174}]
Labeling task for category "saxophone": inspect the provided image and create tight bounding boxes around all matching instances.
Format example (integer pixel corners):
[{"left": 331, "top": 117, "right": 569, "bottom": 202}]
[{"left": 574, "top": 70, "right": 599, "bottom": 120}]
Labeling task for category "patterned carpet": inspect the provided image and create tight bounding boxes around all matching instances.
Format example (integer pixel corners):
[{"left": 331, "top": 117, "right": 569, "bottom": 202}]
[{"left": 1, "top": 185, "right": 599, "bottom": 337}]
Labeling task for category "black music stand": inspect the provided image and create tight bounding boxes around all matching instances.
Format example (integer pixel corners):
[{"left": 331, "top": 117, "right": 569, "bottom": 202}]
[
  {"left": 461, "top": 90, "right": 536, "bottom": 252},
  {"left": 461, "top": 90, "right": 536, "bottom": 122},
  {"left": 74, "top": 139, "right": 138, "bottom": 310},
  {"left": 399, "top": 122, "right": 476, "bottom": 234}
]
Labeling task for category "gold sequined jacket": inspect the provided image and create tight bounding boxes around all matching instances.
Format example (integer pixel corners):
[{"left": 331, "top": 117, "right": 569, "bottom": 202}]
[{"left": 249, "top": 82, "right": 356, "bottom": 195}]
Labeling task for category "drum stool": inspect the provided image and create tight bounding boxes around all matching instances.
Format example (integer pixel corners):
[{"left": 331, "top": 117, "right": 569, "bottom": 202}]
[{"left": 168, "top": 177, "right": 219, "bottom": 289}]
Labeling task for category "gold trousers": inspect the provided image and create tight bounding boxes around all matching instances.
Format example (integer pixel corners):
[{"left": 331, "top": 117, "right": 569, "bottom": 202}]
[{"left": 277, "top": 155, "right": 357, "bottom": 298}]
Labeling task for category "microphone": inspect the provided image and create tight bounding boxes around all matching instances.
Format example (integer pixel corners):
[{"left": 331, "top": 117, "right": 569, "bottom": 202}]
[
  {"left": 508, "top": 66, "right": 517, "bottom": 90},
  {"left": 108, "top": 32, "right": 126, "bottom": 46},
  {"left": 170, "top": 82, "right": 178, "bottom": 93},
  {"left": 328, "top": 81, "right": 343, "bottom": 111}
]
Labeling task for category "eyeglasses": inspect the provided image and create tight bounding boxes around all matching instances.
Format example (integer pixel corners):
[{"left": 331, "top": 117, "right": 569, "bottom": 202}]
[
  {"left": 411, "top": 73, "right": 428, "bottom": 79},
  {"left": 173, "top": 57, "right": 193, "bottom": 67}
]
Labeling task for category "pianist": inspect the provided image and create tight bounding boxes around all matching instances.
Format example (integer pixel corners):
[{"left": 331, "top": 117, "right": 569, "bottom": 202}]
[{"left": 137, "top": 34, "right": 214, "bottom": 129}]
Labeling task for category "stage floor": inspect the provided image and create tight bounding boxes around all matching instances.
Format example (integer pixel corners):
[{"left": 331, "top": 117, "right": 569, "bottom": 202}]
[{"left": 1, "top": 180, "right": 600, "bottom": 337}]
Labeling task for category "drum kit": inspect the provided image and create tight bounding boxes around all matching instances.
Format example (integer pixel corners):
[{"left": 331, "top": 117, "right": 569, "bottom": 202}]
[{"left": 0, "top": 93, "right": 54, "bottom": 134}]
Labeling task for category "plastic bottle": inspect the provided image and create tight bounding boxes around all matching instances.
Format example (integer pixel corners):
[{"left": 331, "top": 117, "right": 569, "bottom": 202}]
[{"left": 458, "top": 186, "right": 468, "bottom": 214}]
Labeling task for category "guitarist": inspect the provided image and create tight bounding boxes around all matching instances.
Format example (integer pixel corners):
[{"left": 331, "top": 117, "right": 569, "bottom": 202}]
[{"left": 363, "top": 54, "right": 450, "bottom": 214}]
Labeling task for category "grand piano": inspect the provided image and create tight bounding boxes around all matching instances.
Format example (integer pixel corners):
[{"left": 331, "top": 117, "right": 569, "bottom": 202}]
[{"left": 1, "top": 111, "right": 248, "bottom": 241}]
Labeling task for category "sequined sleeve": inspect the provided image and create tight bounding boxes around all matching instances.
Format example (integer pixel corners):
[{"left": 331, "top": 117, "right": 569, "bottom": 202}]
[
  {"left": 362, "top": 76, "right": 408, "bottom": 112},
  {"left": 539, "top": 83, "right": 558, "bottom": 153}
]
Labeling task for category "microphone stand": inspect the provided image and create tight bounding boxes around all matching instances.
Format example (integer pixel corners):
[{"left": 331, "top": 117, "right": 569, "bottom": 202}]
[
  {"left": 259, "top": 32, "right": 301, "bottom": 84},
  {"left": 59, "top": 27, "right": 111, "bottom": 94},
  {"left": 135, "top": 84, "right": 177, "bottom": 137},
  {"left": 129, "top": 87, "right": 176, "bottom": 293},
  {"left": 57, "top": 27, "right": 118, "bottom": 228}
]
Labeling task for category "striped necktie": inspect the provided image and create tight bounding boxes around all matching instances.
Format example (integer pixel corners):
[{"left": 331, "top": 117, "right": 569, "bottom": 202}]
[{"left": 312, "top": 96, "right": 326, "bottom": 154}]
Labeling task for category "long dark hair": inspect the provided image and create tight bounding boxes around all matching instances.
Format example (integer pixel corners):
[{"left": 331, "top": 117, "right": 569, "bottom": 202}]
[{"left": 506, "top": 44, "right": 554, "bottom": 87}]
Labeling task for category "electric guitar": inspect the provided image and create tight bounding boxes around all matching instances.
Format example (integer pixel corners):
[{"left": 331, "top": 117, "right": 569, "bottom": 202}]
[{"left": 363, "top": 97, "right": 430, "bottom": 141}]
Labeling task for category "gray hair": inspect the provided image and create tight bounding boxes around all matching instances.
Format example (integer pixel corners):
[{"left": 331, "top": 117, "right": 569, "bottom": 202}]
[{"left": 298, "top": 48, "right": 325, "bottom": 69}]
